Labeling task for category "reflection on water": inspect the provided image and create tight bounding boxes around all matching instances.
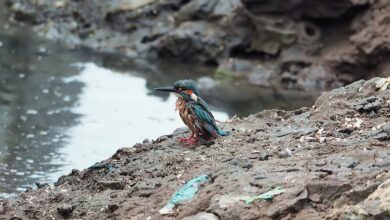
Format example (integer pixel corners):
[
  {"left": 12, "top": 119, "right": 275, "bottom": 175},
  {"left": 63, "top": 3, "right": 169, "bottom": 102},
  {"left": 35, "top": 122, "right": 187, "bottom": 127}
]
[{"left": 0, "top": 16, "right": 318, "bottom": 198}]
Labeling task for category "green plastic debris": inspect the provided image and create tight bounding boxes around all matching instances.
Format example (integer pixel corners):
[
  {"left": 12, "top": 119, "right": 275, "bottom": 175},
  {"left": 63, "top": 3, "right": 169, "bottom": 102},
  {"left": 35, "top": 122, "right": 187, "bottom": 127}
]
[
  {"left": 245, "top": 187, "right": 285, "bottom": 204},
  {"left": 159, "top": 175, "right": 210, "bottom": 215}
]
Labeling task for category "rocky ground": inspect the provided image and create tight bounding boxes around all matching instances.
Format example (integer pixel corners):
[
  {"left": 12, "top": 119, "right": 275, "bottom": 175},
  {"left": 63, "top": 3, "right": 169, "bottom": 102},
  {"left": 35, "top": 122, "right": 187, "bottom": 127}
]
[
  {"left": 5, "top": 0, "right": 390, "bottom": 91},
  {"left": 1, "top": 78, "right": 389, "bottom": 219},
  {"left": 1, "top": 1, "right": 390, "bottom": 219}
]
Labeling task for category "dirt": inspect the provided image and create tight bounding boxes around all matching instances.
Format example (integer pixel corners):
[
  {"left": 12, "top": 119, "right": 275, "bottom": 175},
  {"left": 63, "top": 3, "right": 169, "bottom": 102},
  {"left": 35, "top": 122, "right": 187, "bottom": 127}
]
[
  {"left": 4, "top": 0, "right": 390, "bottom": 91},
  {"left": 1, "top": 77, "right": 389, "bottom": 219}
]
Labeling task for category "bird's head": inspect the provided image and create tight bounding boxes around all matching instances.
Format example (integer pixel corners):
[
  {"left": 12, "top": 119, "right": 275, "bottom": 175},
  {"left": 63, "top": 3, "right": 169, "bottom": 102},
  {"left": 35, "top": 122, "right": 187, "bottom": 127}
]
[{"left": 155, "top": 79, "right": 200, "bottom": 102}]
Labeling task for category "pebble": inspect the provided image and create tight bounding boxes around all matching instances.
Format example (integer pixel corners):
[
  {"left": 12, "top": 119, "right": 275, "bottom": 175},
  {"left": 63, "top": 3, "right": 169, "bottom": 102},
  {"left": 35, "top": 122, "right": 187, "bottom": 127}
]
[
  {"left": 57, "top": 204, "right": 75, "bottom": 217},
  {"left": 278, "top": 148, "right": 292, "bottom": 158},
  {"left": 259, "top": 152, "right": 271, "bottom": 161},
  {"left": 182, "top": 212, "right": 220, "bottom": 220}
]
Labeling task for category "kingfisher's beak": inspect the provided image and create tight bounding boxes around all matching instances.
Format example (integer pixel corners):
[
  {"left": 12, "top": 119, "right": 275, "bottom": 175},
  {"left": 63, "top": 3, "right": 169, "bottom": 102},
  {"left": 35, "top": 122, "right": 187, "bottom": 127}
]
[{"left": 155, "top": 86, "right": 177, "bottom": 93}]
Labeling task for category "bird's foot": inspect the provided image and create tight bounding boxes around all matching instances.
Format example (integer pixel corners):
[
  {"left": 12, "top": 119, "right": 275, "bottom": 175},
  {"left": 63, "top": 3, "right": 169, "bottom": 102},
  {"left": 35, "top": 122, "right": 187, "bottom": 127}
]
[
  {"left": 183, "top": 137, "right": 199, "bottom": 146},
  {"left": 177, "top": 133, "right": 194, "bottom": 142},
  {"left": 177, "top": 136, "right": 193, "bottom": 142}
]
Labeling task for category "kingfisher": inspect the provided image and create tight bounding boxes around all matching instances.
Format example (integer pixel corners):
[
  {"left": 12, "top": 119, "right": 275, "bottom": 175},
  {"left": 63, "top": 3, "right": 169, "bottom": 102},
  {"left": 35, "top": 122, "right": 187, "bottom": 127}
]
[{"left": 155, "top": 79, "right": 229, "bottom": 145}]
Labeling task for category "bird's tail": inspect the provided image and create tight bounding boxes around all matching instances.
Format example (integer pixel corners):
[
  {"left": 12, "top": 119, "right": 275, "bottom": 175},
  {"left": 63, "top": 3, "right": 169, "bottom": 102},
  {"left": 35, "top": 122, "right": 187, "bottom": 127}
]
[{"left": 217, "top": 128, "right": 229, "bottom": 136}]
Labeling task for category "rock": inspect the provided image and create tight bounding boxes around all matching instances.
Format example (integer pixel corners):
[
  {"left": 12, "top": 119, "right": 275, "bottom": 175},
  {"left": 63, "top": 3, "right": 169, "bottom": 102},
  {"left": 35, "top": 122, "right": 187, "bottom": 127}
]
[
  {"left": 35, "top": 182, "right": 49, "bottom": 189},
  {"left": 155, "top": 21, "right": 225, "bottom": 63},
  {"left": 71, "top": 169, "right": 80, "bottom": 175},
  {"left": 241, "top": 0, "right": 370, "bottom": 18},
  {"left": 296, "top": 65, "right": 330, "bottom": 90},
  {"left": 1, "top": 78, "right": 390, "bottom": 220},
  {"left": 213, "top": 195, "right": 247, "bottom": 209},
  {"left": 372, "top": 122, "right": 390, "bottom": 141},
  {"left": 259, "top": 152, "right": 271, "bottom": 161},
  {"left": 375, "top": 77, "right": 390, "bottom": 91},
  {"left": 57, "top": 204, "right": 75, "bottom": 218},
  {"left": 352, "top": 178, "right": 390, "bottom": 217},
  {"left": 249, "top": 172, "right": 267, "bottom": 187},
  {"left": 177, "top": 0, "right": 241, "bottom": 21},
  {"left": 247, "top": 71, "right": 273, "bottom": 87},
  {"left": 176, "top": 0, "right": 218, "bottom": 21},
  {"left": 330, "top": 178, "right": 390, "bottom": 219},
  {"left": 108, "top": 0, "right": 154, "bottom": 11},
  {"left": 347, "top": 160, "right": 360, "bottom": 169},
  {"left": 97, "top": 181, "right": 125, "bottom": 190},
  {"left": 228, "top": 158, "right": 253, "bottom": 169},
  {"left": 266, "top": 188, "right": 308, "bottom": 218},
  {"left": 249, "top": 16, "right": 297, "bottom": 55},
  {"left": 173, "top": 127, "right": 190, "bottom": 135},
  {"left": 307, "top": 182, "right": 352, "bottom": 203},
  {"left": 107, "top": 204, "right": 119, "bottom": 213},
  {"left": 350, "top": 96, "right": 382, "bottom": 113},
  {"left": 182, "top": 212, "right": 220, "bottom": 220},
  {"left": 294, "top": 208, "right": 322, "bottom": 220},
  {"left": 6, "top": 0, "right": 388, "bottom": 91},
  {"left": 273, "top": 126, "right": 317, "bottom": 137},
  {"left": 278, "top": 148, "right": 292, "bottom": 158}
]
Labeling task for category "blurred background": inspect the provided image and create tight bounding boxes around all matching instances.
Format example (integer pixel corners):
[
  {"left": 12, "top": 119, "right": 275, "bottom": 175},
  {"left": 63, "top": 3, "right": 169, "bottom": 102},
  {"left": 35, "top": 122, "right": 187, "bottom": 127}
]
[{"left": 1, "top": 0, "right": 388, "bottom": 197}]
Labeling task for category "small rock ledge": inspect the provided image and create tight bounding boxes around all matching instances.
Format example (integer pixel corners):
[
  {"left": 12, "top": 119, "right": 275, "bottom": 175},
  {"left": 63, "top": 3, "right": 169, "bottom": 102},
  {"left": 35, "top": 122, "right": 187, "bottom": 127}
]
[{"left": 1, "top": 77, "right": 389, "bottom": 219}]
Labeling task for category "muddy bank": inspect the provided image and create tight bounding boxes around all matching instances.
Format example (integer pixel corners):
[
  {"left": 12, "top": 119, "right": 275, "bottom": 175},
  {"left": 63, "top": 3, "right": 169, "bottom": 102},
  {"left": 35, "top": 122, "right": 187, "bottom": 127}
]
[
  {"left": 1, "top": 77, "right": 389, "bottom": 219},
  {"left": 4, "top": 0, "right": 390, "bottom": 91}
]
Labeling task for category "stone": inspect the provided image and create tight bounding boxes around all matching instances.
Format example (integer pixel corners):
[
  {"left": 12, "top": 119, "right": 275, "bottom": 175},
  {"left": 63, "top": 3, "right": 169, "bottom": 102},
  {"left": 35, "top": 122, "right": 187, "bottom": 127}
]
[
  {"left": 57, "top": 204, "right": 75, "bottom": 218},
  {"left": 228, "top": 158, "right": 253, "bottom": 169},
  {"left": 182, "top": 212, "right": 220, "bottom": 220},
  {"left": 97, "top": 181, "right": 125, "bottom": 190}
]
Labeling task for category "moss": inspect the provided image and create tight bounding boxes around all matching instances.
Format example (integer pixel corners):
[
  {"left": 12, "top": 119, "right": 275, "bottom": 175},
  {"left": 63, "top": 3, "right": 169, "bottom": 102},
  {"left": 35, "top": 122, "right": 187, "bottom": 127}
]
[
  {"left": 214, "top": 68, "right": 233, "bottom": 80},
  {"left": 385, "top": 209, "right": 390, "bottom": 217}
]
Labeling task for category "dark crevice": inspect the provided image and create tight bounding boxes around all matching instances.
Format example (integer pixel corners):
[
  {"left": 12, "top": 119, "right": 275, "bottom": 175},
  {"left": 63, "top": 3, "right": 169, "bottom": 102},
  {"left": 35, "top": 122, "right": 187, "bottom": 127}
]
[
  {"left": 229, "top": 44, "right": 278, "bottom": 61},
  {"left": 141, "top": 34, "right": 163, "bottom": 44},
  {"left": 305, "top": 25, "right": 316, "bottom": 37},
  {"left": 302, "top": 3, "right": 369, "bottom": 23},
  {"left": 203, "top": 59, "right": 218, "bottom": 67}
]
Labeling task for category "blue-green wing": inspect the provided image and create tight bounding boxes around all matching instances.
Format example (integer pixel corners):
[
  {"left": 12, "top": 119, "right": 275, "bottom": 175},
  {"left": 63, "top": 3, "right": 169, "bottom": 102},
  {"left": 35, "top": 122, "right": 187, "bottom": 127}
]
[
  {"left": 189, "top": 102, "right": 216, "bottom": 125},
  {"left": 187, "top": 100, "right": 229, "bottom": 137},
  {"left": 196, "top": 98, "right": 213, "bottom": 117},
  {"left": 188, "top": 101, "right": 219, "bottom": 137}
]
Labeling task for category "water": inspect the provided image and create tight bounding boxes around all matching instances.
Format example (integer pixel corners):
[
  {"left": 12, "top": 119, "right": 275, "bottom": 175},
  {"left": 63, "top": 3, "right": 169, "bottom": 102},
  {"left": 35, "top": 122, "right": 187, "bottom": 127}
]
[
  {"left": 0, "top": 19, "right": 318, "bottom": 198},
  {"left": 62, "top": 63, "right": 229, "bottom": 174}
]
